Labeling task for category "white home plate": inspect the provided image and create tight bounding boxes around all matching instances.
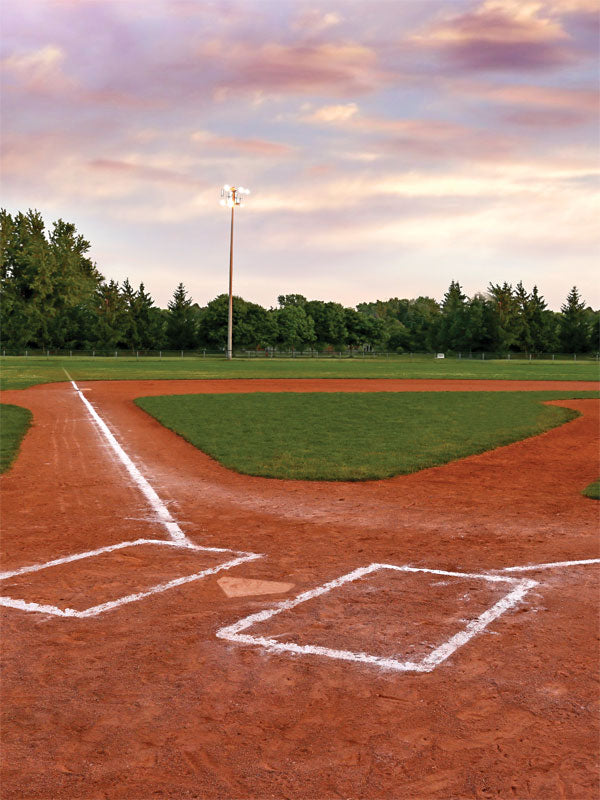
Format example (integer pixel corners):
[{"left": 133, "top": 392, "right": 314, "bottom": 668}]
[{"left": 217, "top": 577, "right": 295, "bottom": 598}]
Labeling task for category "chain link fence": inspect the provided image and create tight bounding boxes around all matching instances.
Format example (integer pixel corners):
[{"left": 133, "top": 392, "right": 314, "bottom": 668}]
[{"left": 2, "top": 348, "right": 599, "bottom": 361}]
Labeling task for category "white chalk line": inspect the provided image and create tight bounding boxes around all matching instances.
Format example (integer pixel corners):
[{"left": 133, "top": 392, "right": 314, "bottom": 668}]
[
  {"left": 63, "top": 370, "right": 189, "bottom": 545},
  {"left": 499, "top": 558, "right": 600, "bottom": 573},
  {"left": 217, "top": 563, "right": 538, "bottom": 673},
  {"left": 0, "top": 374, "right": 264, "bottom": 618},
  {"left": 3, "top": 375, "right": 597, "bottom": 668},
  {"left": 0, "top": 538, "right": 249, "bottom": 581},
  {"left": 0, "top": 549, "right": 262, "bottom": 618}
]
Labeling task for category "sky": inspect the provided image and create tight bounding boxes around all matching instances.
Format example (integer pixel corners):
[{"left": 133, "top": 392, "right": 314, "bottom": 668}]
[{"left": 1, "top": 0, "right": 599, "bottom": 311}]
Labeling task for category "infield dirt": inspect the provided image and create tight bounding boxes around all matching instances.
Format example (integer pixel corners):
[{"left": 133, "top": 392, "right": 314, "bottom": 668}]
[{"left": 1, "top": 379, "right": 598, "bottom": 799}]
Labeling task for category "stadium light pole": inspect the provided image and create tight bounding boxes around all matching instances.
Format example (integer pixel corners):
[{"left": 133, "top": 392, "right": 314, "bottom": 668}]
[{"left": 220, "top": 184, "right": 250, "bottom": 360}]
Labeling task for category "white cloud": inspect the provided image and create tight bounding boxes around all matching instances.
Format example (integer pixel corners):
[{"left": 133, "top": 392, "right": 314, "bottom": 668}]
[{"left": 304, "top": 103, "right": 359, "bottom": 123}]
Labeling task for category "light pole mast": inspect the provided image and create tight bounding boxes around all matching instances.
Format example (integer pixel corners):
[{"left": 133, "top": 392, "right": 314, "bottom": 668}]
[{"left": 220, "top": 184, "right": 250, "bottom": 360}]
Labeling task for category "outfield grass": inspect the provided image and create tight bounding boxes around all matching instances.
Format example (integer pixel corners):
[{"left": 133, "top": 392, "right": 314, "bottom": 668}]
[
  {"left": 134, "top": 391, "right": 595, "bottom": 481},
  {"left": 1, "top": 355, "right": 598, "bottom": 390},
  {"left": 582, "top": 480, "right": 599, "bottom": 500},
  {"left": 0, "top": 403, "right": 32, "bottom": 473}
]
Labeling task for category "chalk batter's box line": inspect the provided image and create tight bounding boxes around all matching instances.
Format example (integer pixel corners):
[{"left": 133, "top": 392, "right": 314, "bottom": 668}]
[
  {"left": 0, "top": 538, "right": 262, "bottom": 618},
  {"left": 217, "top": 564, "right": 538, "bottom": 673}
]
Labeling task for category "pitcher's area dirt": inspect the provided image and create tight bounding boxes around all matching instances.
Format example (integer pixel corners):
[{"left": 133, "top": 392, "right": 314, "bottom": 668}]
[{"left": 1, "top": 379, "right": 598, "bottom": 800}]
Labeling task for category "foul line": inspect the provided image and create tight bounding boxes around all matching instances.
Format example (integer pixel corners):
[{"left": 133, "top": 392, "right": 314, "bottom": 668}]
[
  {"left": 64, "top": 370, "right": 190, "bottom": 545},
  {"left": 500, "top": 558, "right": 600, "bottom": 573}
]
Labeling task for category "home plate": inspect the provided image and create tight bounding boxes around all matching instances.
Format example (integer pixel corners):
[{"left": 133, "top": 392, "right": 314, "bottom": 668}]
[{"left": 217, "top": 577, "right": 294, "bottom": 598}]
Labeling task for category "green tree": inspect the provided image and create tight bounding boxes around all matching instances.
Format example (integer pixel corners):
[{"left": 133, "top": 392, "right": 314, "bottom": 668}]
[
  {"left": 439, "top": 280, "right": 468, "bottom": 351},
  {"left": 462, "top": 294, "right": 493, "bottom": 352},
  {"left": 559, "top": 287, "right": 590, "bottom": 353},
  {"left": 276, "top": 304, "right": 316, "bottom": 351},
  {"left": 1, "top": 209, "right": 103, "bottom": 349},
  {"left": 94, "top": 280, "right": 127, "bottom": 348},
  {"left": 121, "top": 278, "right": 140, "bottom": 350},
  {"left": 305, "top": 300, "right": 347, "bottom": 349},
  {"left": 198, "top": 294, "right": 276, "bottom": 350},
  {"left": 487, "top": 282, "right": 518, "bottom": 352},
  {"left": 513, "top": 281, "right": 533, "bottom": 352},
  {"left": 527, "top": 286, "right": 556, "bottom": 353},
  {"left": 166, "top": 283, "right": 198, "bottom": 350},
  {"left": 344, "top": 308, "right": 386, "bottom": 350}
]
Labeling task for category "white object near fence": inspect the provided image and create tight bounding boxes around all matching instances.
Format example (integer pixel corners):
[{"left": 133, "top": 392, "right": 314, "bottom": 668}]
[{"left": 436, "top": 353, "right": 445, "bottom": 359}]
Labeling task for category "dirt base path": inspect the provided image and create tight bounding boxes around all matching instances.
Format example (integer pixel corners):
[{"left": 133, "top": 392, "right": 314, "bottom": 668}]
[{"left": 1, "top": 379, "right": 598, "bottom": 799}]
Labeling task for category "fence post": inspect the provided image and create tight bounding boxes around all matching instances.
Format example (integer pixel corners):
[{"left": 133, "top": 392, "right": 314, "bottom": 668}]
[
  {"left": 203, "top": 349, "right": 206, "bottom": 359},
  {"left": 25, "top": 350, "right": 28, "bottom": 357},
  {"left": 136, "top": 351, "right": 139, "bottom": 359},
  {"left": 458, "top": 352, "right": 461, "bottom": 359},
  {"left": 574, "top": 353, "right": 576, "bottom": 361},
  {"left": 115, "top": 351, "right": 117, "bottom": 358},
  {"left": 159, "top": 351, "right": 162, "bottom": 359},
  {"left": 181, "top": 350, "right": 183, "bottom": 359},
  {"left": 552, "top": 354, "right": 555, "bottom": 361},
  {"left": 93, "top": 350, "right": 95, "bottom": 357},
  {"left": 529, "top": 354, "right": 532, "bottom": 361},
  {"left": 482, "top": 352, "right": 485, "bottom": 360}
]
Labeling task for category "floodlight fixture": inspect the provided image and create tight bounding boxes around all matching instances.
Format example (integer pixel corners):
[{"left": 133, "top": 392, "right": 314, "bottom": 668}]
[{"left": 220, "top": 184, "right": 250, "bottom": 360}]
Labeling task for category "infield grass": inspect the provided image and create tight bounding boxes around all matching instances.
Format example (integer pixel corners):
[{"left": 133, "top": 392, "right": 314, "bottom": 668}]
[
  {"left": 582, "top": 480, "right": 600, "bottom": 500},
  {"left": 0, "top": 403, "right": 32, "bottom": 473},
  {"left": 1, "top": 355, "right": 598, "bottom": 390},
  {"left": 135, "top": 391, "right": 594, "bottom": 481}
]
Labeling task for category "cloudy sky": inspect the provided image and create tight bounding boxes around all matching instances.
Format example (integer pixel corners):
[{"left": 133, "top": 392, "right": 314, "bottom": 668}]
[{"left": 2, "top": 0, "right": 598, "bottom": 310}]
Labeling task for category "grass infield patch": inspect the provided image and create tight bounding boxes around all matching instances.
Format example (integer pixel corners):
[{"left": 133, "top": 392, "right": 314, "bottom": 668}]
[
  {"left": 0, "top": 403, "right": 32, "bottom": 473},
  {"left": 582, "top": 480, "right": 599, "bottom": 500},
  {"left": 134, "top": 391, "right": 592, "bottom": 481}
]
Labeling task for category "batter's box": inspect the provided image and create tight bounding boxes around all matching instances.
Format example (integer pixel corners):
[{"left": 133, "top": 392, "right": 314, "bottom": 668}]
[
  {"left": 217, "top": 564, "right": 537, "bottom": 673},
  {"left": 0, "top": 539, "right": 261, "bottom": 618}
]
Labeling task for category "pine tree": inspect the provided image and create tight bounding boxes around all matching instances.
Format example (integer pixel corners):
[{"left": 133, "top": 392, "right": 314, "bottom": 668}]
[
  {"left": 559, "top": 287, "right": 590, "bottom": 353},
  {"left": 528, "top": 286, "right": 555, "bottom": 353},
  {"left": 488, "top": 282, "right": 518, "bottom": 352},
  {"left": 95, "top": 280, "right": 127, "bottom": 348},
  {"left": 513, "top": 281, "right": 532, "bottom": 352},
  {"left": 166, "top": 283, "right": 197, "bottom": 350},
  {"left": 121, "top": 278, "right": 140, "bottom": 350},
  {"left": 439, "top": 280, "right": 467, "bottom": 350}
]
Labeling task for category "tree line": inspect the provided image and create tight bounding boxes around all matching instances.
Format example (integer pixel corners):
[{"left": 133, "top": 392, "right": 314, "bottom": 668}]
[{"left": 1, "top": 209, "right": 598, "bottom": 354}]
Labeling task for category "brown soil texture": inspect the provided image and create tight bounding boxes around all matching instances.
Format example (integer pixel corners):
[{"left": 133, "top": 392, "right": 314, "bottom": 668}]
[{"left": 1, "top": 379, "right": 599, "bottom": 800}]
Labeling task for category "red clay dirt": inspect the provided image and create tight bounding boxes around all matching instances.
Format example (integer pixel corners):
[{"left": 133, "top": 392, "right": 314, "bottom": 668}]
[{"left": 1, "top": 379, "right": 598, "bottom": 800}]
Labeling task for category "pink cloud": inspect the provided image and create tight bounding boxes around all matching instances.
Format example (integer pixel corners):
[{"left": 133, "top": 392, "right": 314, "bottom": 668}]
[
  {"left": 199, "top": 40, "right": 388, "bottom": 97},
  {"left": 191, "top": 132, "right": 294, "bottom": 156},
  {"left": 502, "top": 108, "right": 595, "bottom": 126},
  {"left": 88, "top": 159, "right": 205, "bottom": 187},
  {"left": 413, "top": 1, "right": 576, "bottom": 71}
]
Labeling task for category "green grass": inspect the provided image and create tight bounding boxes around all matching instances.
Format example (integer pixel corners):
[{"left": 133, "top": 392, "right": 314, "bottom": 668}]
[
  {"left": 134, "top": 391, "right": 595, "bottom": 481},
  {"left": 1, "top": 355, "right": 598, "bottom": 390},
  {"left": 0, "top": 403, "right": 32, "bottom": 473},
  {"left": 582, "top": 480, "right": 599, "bottom": 500}
]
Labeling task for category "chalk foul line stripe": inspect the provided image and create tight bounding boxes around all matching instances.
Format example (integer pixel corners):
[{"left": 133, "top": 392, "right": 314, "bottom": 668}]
[
  {"left": 63, "top": 370, "right": 189, "bottom": 544},
  {"left": 500, "top": 558, "right": 600, "bottom": 573}
]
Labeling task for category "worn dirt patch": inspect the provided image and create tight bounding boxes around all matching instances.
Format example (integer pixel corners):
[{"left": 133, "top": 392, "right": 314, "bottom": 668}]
[{"left": 0, "top": 378, "right": 598, "bottom": 799}]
